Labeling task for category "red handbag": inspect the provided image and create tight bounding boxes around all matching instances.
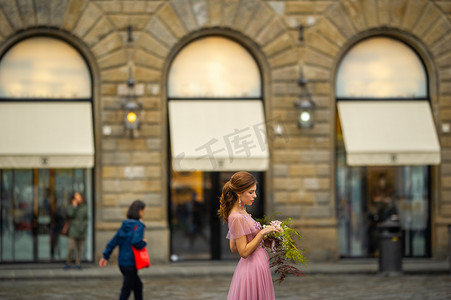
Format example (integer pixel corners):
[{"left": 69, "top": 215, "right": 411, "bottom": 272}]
[{"left": 132, "top": 246, "right": 150, "bottom": 270}]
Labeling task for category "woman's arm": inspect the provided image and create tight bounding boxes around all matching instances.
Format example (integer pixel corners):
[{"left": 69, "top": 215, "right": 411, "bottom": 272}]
[
  {"left": 131, "top": 224, "right": 147, "bottom": 249},
  {"left": 235, "top": 226, "right": 277, "bottom": 259},
  {"left": 230, "top": 240, "right": 237, "bottom": 253}
]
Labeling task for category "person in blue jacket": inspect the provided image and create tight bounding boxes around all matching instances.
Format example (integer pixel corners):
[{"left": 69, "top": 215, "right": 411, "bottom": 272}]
[{"left": 99, "top": 200, "right": 147, "bottom": 300}]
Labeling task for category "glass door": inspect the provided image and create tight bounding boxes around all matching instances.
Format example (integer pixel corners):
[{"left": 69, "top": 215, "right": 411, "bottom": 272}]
[
  {"left": 336, "top": 157, "right": 431, "bottom": 257},
  {"left": 0, "top": 168, "right": 92, "bottom": 263},
  {"left": 169, "top": 171, "right": 264, "bottom": 261}
]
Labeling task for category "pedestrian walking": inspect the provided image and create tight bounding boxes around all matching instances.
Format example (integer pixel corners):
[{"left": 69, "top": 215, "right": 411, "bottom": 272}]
[
  {"left": 99, "top": 200, "right": 147, "bottom": 300},
  {"left": 64, "top": 192, "right": 88, "bottom": 270},
  {"left": 218, "top": 171, "right": 280, "bottom": 300}
]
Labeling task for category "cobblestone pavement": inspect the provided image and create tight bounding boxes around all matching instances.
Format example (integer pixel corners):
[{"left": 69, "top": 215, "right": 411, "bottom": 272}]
[{"left": 0, "top": 274, "right": 450, "bottom": 300}]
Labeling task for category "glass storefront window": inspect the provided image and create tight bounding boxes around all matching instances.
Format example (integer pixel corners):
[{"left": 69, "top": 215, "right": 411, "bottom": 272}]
[
  {"left": 0, "top": 169, "right": 93, "bottom": 262},
  {"left": 336, "top": 37, "right": 427, "bottom": 99},
  {"left": 0, "top": 37, "right": 91, "bottom": 99},
  {"left": 168, "top": 36, "right": 261, "bottom": 98},
  {"left": 335, "top": 36, "right": 431, "bottom": 258},
  {"left": 169, "top": 170, "right": 264, "bottom": 261},
  {"left": 168, "top": 36, "right": 265, "bottom": 261},
  {"left": 0, "top": 35, "right": 94, "bottom": 264},
  {"left": 170, "top": 171, "right": 211, "bottom": 260},
  {"left": 336, "top": 158, "right": 430, "bottom": 257}
]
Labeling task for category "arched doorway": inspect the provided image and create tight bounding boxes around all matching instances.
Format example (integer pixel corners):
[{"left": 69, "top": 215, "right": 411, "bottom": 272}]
[
  {"left": 167, "top": 36, "right": 268, "bottom": 260},
  {"left": 335, "top": 36, "right": 440, "bottom": 258}
]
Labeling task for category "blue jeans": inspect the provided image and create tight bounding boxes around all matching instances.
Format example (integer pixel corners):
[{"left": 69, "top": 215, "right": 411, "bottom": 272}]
[{"left": 119, "top": 266, "right": 143, "bottom": 300}]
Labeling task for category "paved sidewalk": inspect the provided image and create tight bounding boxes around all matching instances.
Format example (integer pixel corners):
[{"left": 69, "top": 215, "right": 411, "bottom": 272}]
[{"left": 0, "top": 258, "right": 449, "bottom": 280}]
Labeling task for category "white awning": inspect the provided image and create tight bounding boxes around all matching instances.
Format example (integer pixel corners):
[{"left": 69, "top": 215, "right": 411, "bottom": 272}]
[
  {"left": 0, "top": 102, "right": 95, "bottom": 168},
  {"left": 168, "top": 100, "right": 269, "bottom": 171},
  {"left": 337, "top": 101, "right": 441, "bottom": 166}
]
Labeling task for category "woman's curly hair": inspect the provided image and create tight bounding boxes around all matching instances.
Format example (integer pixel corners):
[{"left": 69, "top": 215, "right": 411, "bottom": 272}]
[{"left": 217, "top": 171, "right": 257, "bottom": 223}]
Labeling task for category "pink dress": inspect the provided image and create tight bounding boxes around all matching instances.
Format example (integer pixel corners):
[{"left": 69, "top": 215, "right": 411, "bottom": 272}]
[{"left": 226, "top": 212, "right": 275, "bottom": 300}]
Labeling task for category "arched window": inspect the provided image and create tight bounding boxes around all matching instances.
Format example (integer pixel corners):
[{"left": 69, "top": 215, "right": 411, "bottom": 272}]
[
  {"left": 167, "top": 36, "right": 267, "bottom": 261},
  {"left": 0, "top": 36, "right": 91, "bottom": 99},
  {"left": 335, "top": 36, "right": 438, "bottom": 259},
  {"left": 336, "top": 36, "right": 427, "bottom": 99},
  {"left": 168, "top": 36, "right": 261, "bottom": 98},
  {"left": 0, "top": 36, "right": 94, "bottom": 263},
  {"left": 167, "top": 36, "right": 266, "bottom": 172}
]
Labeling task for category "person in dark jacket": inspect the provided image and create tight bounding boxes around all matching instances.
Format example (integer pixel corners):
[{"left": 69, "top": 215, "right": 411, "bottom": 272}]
[
  {"left": 64, "top": 192, "right": 88, "bottom": 270},
  {"left": 99, "top": 200, "right": 147, "bottom": 300}
]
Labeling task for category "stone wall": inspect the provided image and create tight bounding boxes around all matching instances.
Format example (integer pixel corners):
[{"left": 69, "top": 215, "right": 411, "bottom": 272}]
[{"left": 0, "top": 0, "right": 450, "bottom": 262}]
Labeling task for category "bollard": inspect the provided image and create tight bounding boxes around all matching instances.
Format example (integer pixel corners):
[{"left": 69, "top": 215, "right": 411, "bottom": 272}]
[{"left": 378, "top": 216, "right": 403, "bottom": 276}]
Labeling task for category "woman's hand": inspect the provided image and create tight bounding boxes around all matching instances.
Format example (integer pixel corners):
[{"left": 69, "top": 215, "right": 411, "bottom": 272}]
[
  {"left": 98, "top": 257, "right": 108, "bottom": 268},
  {"left": 235, "top": 225, "right": 280, "bottom": 259},
  {"left": 259, "top": 225, "right": 279, "bottom": 236}
]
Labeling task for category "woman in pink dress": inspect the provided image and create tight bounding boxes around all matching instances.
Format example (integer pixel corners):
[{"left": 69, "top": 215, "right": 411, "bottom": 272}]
[{"left": 218, "top": 171, "right": 280, "bottom": 300}]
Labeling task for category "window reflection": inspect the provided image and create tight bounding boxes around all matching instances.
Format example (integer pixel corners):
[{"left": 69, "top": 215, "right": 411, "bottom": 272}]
[
  {"left": 0, "top": 169, "right": 92, "bottom": 262},
  {"left": 336, "top": 37, "right": 427, "bottom": 98},
  {"left": 0, "top": 37, "right": 91, "bottom": 99},
  {"left": 168, "top": 36, "right": 261, "bottom": 98},
  {"left": 170, "top": 171, "right": 211, "bottom": 261}
]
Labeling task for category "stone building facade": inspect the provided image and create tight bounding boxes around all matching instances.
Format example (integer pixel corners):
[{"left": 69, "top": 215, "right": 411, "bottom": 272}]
[{"left": 0, "top": 0, "right": 450, "bottom": 264}]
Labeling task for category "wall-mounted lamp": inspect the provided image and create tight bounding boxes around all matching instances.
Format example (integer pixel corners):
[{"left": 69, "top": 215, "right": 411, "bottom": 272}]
[
  {"left": 127, "top": 25, "right": 134, "bottom": 43},
  {"left": 121, "top": 66, "right": 142, "bottom": 137},
  {"left": 294, "top": 68, "right": 316, "bottom": 128},
  {"left": 298, "top": 25, "right": 304, "bottom": 42}
]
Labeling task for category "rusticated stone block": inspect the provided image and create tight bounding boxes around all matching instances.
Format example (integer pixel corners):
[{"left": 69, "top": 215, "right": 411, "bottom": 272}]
[
  {"left": 340, "top": 0, "right": 366, "bottom": 31},
  {"left": 325, "top": 3, "right": 356, "bottom": 39},
  {"left": 91, "top": 33, "right": 123, "bottom": 58},
  {"left": 302, "top": 205, "right": 333, "bottom": 218},
  {"left": 402, "top": 0, "right": 428, "bottom": 30},
  {"left": 101, "top": 139, "right": 117, "bottom": 151},
  {"left": 412, "top": 3, "right": 441, "bottom": 38},
  {"left": 98, "top": 50, "right": 127, "bottom": 69},
  {"left": 169, "top": 0, "right": 198, "bottom": 32},
  {"left": 101, "top": 66, "right": 128, "bottom": 82},
  {"left": 131, "top": 151, "right": 161, "bottom": 164},
  {"left": 289, "top": 191, "right": 315, "bottom": 205},
  {"left": 146, "top": 17, "right": 177, "bottom": 48},
  {"left": 102, "top": 152, "right": 131, "bottom": 165},
  {"left": 102, "top": 179, "right": 132, "bottom": 193},
  {"left": 158, "top": 3, "right": 188, "bottom": 38},
  {"left": 263, "top": 33, "right": 294, "bottom": 58},
  {"left": 146, "top": 138, "right": 162, "bottom": 151},
  {"left": 121, "top": 1, "right": 148, "bottom": 13},
  {"left": 117, "top": 139, "right": 148, "bottom": 151},
  {"left": 84, "top": 16, "right": 114, "bottom": 47},
  {"left": 256, "top": 18, "right": 285, "bottom": 46},
  {"left": 296, "top": 226, "right": 338, "bottom": 262},
  {"left": 441, "top": 176, "right": 451, "bottom": 188},
  {"left": 136, "top": 33, "right": 169, "bottom": 58},
  {"left": 303, "top": 178, "right": 331, "bottom": 190},
  {"left": 285, "top": 1, "right": 333, "bottom": 14},
  {"left": 191, "top": 0, "right": 209, "bottom": 27},
  {"left": 273, "top": 177, "right": 303, "bottom": 191},
  {"left": 234, "top": 0, "right": 259, "bottom": 31},
  {"left": 273, "top": 164, "right": 290, "bottom": 177},
  {"left": 306, "top": 31, "right": 339, "bottom": 57},
  {"left": 208, "top": 0, "right": 222, "bottom": 26},
  {"left": 274, "top": 191, "right": 289, "bottom": 204},
  {"left": 245, "top": 4, "right": 273, "bottom": 38},
  {"left": 102, "top": 166, "right": 118, "bottom": 178},
  {"left": 73, "top": 2, "right": 102, "bottom": 38}
]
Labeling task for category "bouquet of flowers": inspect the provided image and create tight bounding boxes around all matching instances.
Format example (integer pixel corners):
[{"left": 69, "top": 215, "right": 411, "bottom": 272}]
[{"left": 256, "top": 215, "right": 307, "bottom": 284}]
